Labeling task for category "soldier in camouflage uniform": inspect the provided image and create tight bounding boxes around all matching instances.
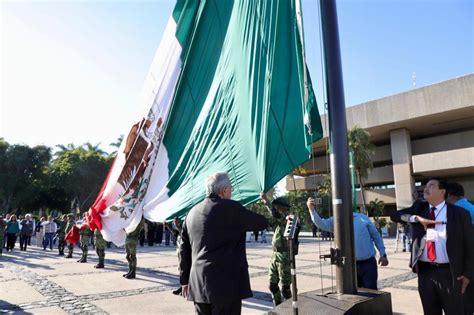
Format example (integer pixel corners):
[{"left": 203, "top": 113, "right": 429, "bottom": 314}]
[
  {"left": 0, "top": 215, "right": 6, "bottom": 256},
  {"left": 93, "top": 229, "right": 106, "bottom": 268},
  {"left": 260, "top": 193, "right": 292, "bottom": 306},
  {"left": 123, "top": 218, "right": 144, "bottom": 279},
  {"left": 56, "top": 215, "right": 67, "bottom": 256},
  {"left": 78, "top": 216, "right": 92, "bottom": 263},
  {"left": 65, "top": 214, "right": 75, "bottom": 258}
]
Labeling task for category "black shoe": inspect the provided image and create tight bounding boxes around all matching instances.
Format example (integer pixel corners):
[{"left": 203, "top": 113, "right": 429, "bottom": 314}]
[
  {"left": 80, "top": 258, "right": 87, "bottom": 263},
  {"left": 94, "top": 264, "right": 104, "bottom": 269},
  {"left": 172, "top": 287, "right": 182, "bottom": 295},
  {"left": 65, "top": 253, "right": 73, "bottom": 258},
  {"left": 125, "top": 271, "right": 136, "bottom": 279}
]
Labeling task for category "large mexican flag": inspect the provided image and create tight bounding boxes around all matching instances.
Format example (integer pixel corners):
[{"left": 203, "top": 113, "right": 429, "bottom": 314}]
[{"left": 88, "top": 0, "right": 323, "bottom": 245}]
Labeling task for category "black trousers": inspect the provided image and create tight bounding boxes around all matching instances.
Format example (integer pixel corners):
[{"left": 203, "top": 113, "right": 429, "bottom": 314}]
[
  {"left": 194, "top": 299, "right": 242, "bottom": 315},
  {"left": 417, "top": 262, "right": 464, "bottom": 315},
  {"left": 356, "top": 257, "right": 378, "bottom": 290},
  {"left": 6, "top": 233, "right": 17, "bottom": 250},
  {"left": 463, "top": 280, "right": 474, "bottom": 315},
  {"left": 19, "top": 234, "right": 29, "bottom": 250}
]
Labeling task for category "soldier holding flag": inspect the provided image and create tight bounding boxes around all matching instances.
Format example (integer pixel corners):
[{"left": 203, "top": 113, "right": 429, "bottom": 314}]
[{"left": 260, "top": 193, "right": 294, "bottom": 306}]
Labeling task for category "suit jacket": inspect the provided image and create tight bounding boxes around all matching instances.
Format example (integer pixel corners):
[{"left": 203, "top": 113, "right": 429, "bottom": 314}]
[
  {"left": 179, "top": 193, "right": 269, "bottom": 304},
  {"left": 390, "top": 200, "right": 474, "bottom": 281}
]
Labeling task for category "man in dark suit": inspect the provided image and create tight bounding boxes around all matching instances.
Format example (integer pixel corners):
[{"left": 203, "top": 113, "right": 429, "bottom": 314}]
[
  {"left": 391, "top": 178, "right": 474, "bottom": 315},
  {"left": 179, "top": 172, "right": 268, "bottom": 315}
]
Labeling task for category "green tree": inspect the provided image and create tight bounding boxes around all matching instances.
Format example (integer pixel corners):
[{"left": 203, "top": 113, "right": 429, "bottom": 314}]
[
  {"left": 109, "top": 135, "right": 124, "bottom": 156},
  {"left": 54, "top": 143, "right": 76, "bottom": 157},
  {"left": 315, "top": 174, "right": 332, "bottom": 218},
  {"left": 367, "top": 198, "right": 387, "bottom": 232},
  {"left": 367, "top": 198, "right": 385, "bottom": 220},
  {"left": 286, "top": 189, "right": 313, "bottom": 229},
  {"left": 49, "top": 144, "right": 113, "bottom": 212},
  {"left": 347, "top": 126, "right": 375, "bottom": 214},
  {"left": 0, "top": 142, "right": 51, "bottom": 212}
]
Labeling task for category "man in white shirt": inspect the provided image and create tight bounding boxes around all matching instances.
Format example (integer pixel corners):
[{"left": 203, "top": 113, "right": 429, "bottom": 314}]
[
  {"left": 41, "top": 215, "right": 57, "bottom": 250},
  {"left": 391, "top": 178, "right": 474, "bottom": 315}
]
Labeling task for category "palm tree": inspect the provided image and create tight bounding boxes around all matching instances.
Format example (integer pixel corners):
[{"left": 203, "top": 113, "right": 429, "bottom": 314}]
[
  {"left": 367, "top": 198, "right": 386, "bottom": 232},
  {"left": 54, "top": 143, "right": 76, "bottom": 158},
  {"left": 367, "top": 198, "right": 385, "bottom": 220},
  {"left": 83, "top": 142, "right": 106, "bottom": 156},
  {"left": 316, "top": 174, "right": 332, "bottom": 198},
  {"left": 109, "top": 135, "right": 124, "bottom": 156},
  {"left": 348, "top": 126, "right": 375, "bottom": 214}
]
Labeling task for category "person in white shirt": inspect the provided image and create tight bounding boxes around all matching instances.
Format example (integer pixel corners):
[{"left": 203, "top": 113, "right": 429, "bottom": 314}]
[
  {"left": 41, "top": 216, "right": 57, "bottom": 250},
  {"left": 391, "top": 178, "right": 474, "bottom": 315}
]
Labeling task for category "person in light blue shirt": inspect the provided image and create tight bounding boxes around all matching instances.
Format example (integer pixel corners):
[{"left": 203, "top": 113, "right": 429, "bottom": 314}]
[
  {"left": 307, "top": 197, "right": 389, "bottom": 290},
  {"left": 447, "top": 182, "right": 474, "bottom": 226}
]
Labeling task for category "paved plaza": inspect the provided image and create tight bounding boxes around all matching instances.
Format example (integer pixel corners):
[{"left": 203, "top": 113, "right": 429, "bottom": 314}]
[{"left": 1, "top": 236, "right": 421, "bottom": 314}]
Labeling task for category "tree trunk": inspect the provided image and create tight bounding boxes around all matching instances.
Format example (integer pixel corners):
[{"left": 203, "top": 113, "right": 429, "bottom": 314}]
[{"left": 358, "top": 173, "right": 367, "bottom": 215}]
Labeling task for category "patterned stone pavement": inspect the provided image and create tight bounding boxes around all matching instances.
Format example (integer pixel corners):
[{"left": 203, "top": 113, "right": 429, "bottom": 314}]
[{"left": 0, "top": 236, "right": 421, "bottom": 314}]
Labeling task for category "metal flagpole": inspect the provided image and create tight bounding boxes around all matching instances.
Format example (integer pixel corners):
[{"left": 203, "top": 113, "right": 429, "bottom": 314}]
[{"left": 319, "top": 0, "right": 357, "bottom": 294}]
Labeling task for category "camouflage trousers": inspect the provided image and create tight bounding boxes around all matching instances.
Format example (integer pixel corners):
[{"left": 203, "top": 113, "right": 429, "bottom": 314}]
[
  {"left": 269, "top": 251, "right": 292, "bottom": 305},
  {"left": 125, "top": 242, "right": 137, "bottom": 268},
  {"left": 81, "top": 238, "right": 89, "bottom": 259},
  {"left": 67, "top": 242, "right": 74, "bottom": 254},
  {"left": 58, "top": 237, "right": 66, "bottom": 253},
  {"left": 269, "top": 251, "right": 291, "bottom": 285},
  {"left": 96, "top": 248, "right": 105, "bottom": 263}
]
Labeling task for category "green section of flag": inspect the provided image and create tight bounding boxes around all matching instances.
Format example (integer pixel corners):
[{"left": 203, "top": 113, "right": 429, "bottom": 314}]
[
  {"left": 163, "top": 0, "right": 322, "bottom": 219},
  {"left": 172, "top": 0, "right": 200, "bottom": 55}
]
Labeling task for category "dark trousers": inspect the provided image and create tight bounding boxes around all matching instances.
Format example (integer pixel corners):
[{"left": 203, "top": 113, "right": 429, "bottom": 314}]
[
  {"left": 465, "top": 283, "right": 474, "bottom": 315},
  {"left": 165, "top": 231, "right": 170, "bottom": 245},
  {"left": 6, "top": 233, "right": 17, "bottom": 250},
  {"left": 194, "top": 299, "right": 242, "bottom": 315},
  {"left": 139, "top": 229, "right": 145, "bottom": 247},
  {"left": 147, "top": 223, "right": 156, "bottom": 246},
  {"left": 356, "top": 257, "right": 378, "bottom": 290},
  {"left": 19, "top": 234, "right": 30, "bottom": 250},
  {"left": 43, "top": 232, "right": 54, "bottom": 250},
  {"left": 155, "top": 224, "right": 163, "bottom": 244},
  {"left": 417, "top": 262, "right": 464, "bottom": 315}
]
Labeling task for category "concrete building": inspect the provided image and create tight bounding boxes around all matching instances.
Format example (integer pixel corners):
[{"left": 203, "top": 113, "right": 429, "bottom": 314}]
[{"left": 288, "top": 73, "right": 474, "bottom": 214}]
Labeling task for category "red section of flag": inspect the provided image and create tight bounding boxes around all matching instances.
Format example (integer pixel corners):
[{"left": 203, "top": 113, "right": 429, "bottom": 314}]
[
  {"left": 65, "top": 226, "right": 80, "bottom": 245},
  {"left": 88, "top": 156, "right": 117, "bottom": 231}
]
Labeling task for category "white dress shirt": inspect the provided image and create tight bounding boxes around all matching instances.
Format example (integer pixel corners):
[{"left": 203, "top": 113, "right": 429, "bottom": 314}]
[{"left": 416, "top": 201, "right": 449, "bottom": 263}]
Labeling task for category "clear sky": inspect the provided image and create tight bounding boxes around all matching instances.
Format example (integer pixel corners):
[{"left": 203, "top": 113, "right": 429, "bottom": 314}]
[{"left": 1, "top": 0, "right": 473, "bottom": 152}]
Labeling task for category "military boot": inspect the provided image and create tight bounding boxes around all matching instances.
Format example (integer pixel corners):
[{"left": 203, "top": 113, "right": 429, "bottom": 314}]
[
  {"left": 123, "top": 266, "right": 131, "bottom": 277},
  {"left": 94, "top": 258, "right": 105, "bottom": 269},
  {"left": 65, "top": 251, "right": 73, "bottom": 258},
  {"left": 125, "top": 267, "right": 136, "bottom": 279}
]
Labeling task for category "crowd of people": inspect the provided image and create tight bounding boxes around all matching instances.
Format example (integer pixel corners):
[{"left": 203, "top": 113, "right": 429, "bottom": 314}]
[{"left": 1, "top": 173, "right": 473, "bottom": 315}]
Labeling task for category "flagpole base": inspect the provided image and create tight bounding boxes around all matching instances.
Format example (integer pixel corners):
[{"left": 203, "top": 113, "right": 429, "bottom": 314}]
[{"left": 267, "top": 288, "right": 392, "bottom": 315}]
